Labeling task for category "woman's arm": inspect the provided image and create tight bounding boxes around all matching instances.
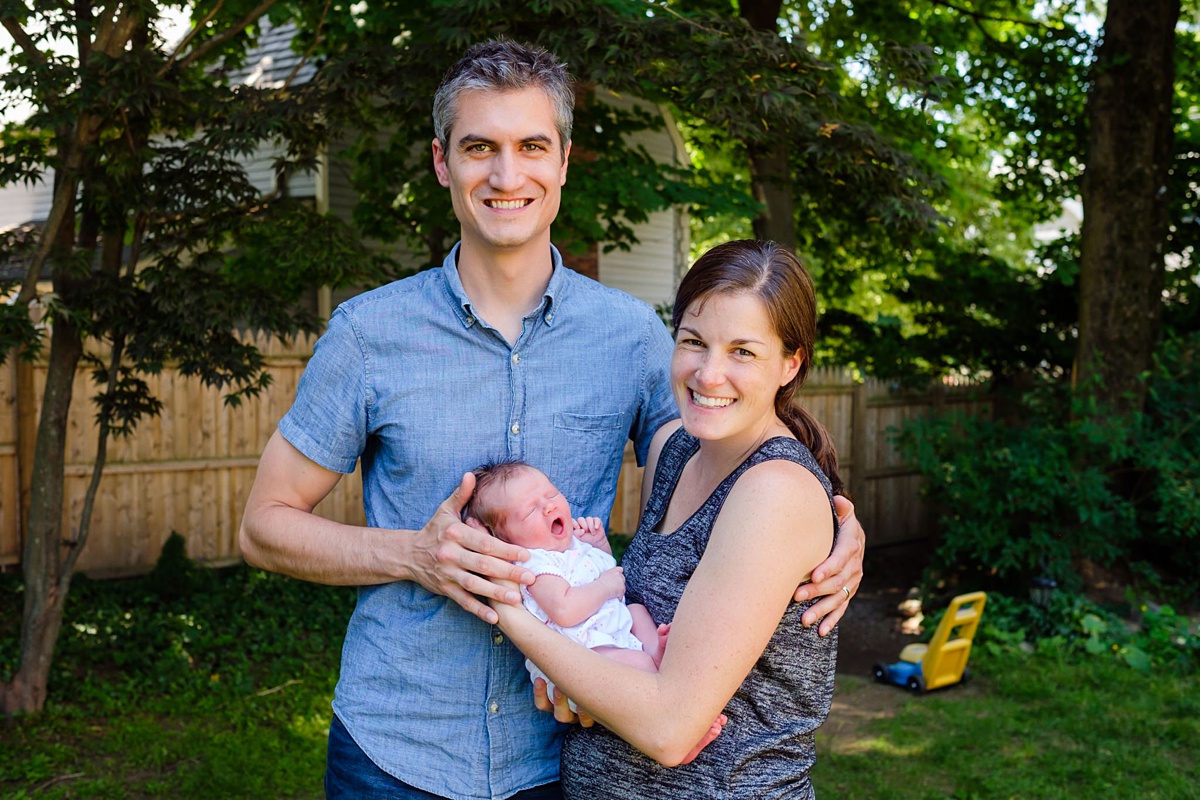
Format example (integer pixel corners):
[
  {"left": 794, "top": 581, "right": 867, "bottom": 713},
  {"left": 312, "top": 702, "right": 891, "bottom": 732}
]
[{"left": 495, "top": 459, "right": 833, "bottom": 766}]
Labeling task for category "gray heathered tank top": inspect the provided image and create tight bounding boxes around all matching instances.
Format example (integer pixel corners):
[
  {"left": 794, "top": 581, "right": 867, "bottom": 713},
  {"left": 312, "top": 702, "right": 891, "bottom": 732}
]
[{"left": 560, "top": 428, "right": 839, "bottom": 799}]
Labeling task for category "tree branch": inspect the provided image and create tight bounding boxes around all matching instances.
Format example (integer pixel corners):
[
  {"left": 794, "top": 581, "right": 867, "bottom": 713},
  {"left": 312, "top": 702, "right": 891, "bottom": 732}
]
[
  {"left": 62, "top": 334, "right": 122, "bottom": 579},
  {"left": 94, "top": 4, "right": 142, "bottom": 58},
  {"left": 158, "top": 0, "right": 225, "bottom": 77},
  {"left": 929, "top": 0, "right": 1064, "bottom": 31},
  {"left": 1, "top": 15, "right": 48, "bottom": 66},
  {"left": 283, "top": 0, "right": 329, "bottom": 88},
  {"left": 175, "top": 0, "right": 279, "bottom": 72}
]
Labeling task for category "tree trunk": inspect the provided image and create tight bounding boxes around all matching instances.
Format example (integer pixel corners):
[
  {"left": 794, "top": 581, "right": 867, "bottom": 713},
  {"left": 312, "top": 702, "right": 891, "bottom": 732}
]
[
  {"left": 738, "top": 0, "right": 797, "bottom": 252},
  {"left": 1075, "top": 0, "right": 1179, "bottom": 415},
  {"left": 747, "top": 137, "right": 797, "bottom": 251},
  {"left": 1, "top": 316, "right": 84, "bottom": 714}
]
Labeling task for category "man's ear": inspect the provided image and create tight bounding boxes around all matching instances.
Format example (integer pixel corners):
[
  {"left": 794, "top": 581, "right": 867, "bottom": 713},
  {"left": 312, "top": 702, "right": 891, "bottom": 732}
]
[
  {"left": 559, "top": 140, "right": 571, "bottom": 185},
  {"left": 432, "top": 138, "right": 451, "bottom": 187}
]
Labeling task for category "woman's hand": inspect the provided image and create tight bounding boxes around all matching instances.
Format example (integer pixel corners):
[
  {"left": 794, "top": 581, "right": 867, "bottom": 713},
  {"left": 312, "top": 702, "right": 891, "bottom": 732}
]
[
  {"left": 794, "top": 495, "right": 866, "bottom": 635},
  {"left": 532, "top": 677, "right": 596, "bottom": 727}
]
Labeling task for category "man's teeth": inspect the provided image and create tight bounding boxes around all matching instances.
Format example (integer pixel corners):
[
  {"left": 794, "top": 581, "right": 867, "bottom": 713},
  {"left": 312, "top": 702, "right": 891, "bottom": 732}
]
[
  {"left": 692, "top": 391, "right": 734, "bottom": 408},
  {"left": 488, "top": 199, "right": 528, "bottom": 210}
]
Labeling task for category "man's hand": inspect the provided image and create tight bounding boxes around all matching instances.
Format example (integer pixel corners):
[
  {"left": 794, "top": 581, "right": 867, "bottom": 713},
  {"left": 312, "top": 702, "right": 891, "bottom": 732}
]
[
  {"left": 794, "top": 494, "right": 866, "bottom": 635},
  {"left": 532, "top": 677, "right": 595, "bottom": 727},
  {"left": 408, "top": 472, "right": 535, "bottom": 624}
]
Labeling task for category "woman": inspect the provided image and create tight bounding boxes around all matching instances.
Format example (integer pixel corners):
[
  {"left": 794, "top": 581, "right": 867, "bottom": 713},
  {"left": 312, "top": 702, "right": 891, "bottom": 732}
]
[{"left": 493, "top": 239, "right": 842, "bottom": 798}]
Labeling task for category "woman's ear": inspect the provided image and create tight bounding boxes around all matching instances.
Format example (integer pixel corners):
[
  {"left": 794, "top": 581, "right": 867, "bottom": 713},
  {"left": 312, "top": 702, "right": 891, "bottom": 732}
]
[{"left": 781, "top": 350, "right": 803, "bottom": 387}]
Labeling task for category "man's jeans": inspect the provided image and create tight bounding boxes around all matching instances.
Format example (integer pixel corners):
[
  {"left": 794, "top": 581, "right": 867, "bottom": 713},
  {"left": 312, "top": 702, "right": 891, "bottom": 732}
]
[{"left": 325, "top": 714, "right": 564, "bottom": 800}]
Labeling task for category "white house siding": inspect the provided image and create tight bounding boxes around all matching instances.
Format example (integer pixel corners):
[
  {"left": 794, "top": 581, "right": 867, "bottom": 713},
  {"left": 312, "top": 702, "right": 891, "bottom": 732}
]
[
  {"left": 0, "top": 169, "right": 53, "bottom": 230},
  {"left": 594, "top": 91, "right": 690, "bottom": 308},
  {"left": 241, "top": 140, "right": 318, "bottom": 199}
]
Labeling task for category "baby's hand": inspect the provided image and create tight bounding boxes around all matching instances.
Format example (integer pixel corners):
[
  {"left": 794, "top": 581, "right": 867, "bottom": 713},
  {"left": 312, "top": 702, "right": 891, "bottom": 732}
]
[
  {"left": 572, "top": 516, "right": 606, "bottom": 546},
  {"left": 597, "top": 566, "right": 625, "bottom": 600}
]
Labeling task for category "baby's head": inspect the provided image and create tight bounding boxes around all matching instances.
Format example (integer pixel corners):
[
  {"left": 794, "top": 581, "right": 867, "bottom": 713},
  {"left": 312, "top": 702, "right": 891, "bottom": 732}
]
[{"left": 465, "top": 461, "right": 574, "bottom": 552}]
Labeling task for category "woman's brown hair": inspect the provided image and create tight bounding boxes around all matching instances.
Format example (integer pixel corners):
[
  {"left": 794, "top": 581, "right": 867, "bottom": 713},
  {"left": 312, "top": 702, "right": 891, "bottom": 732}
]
[{"left": 673, "top": 239, "right": 844, "bottom": 496}]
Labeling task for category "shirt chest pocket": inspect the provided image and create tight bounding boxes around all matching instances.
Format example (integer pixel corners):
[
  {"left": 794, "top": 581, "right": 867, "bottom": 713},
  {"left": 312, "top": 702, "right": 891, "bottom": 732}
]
[{"left": 551, "top": 412, "right": 630, "bottom": 518}]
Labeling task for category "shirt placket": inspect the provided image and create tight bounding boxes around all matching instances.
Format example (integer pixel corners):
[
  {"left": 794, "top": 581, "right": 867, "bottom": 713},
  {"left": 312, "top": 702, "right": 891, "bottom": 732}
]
[
  {"left": 504, "top": 312, "right": 540, "bottom": 462},
  {"left": 487, "top": 310, "right": 541, "bottom": 794}
]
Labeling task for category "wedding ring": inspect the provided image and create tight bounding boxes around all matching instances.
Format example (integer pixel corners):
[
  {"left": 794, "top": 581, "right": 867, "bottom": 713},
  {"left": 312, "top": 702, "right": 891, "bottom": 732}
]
[{"left": 841, "top": 585, "right": 850, "bottom": 599}]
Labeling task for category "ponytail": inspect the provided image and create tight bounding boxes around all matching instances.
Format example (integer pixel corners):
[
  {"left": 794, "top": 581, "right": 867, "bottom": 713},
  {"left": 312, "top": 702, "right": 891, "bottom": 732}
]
[{"left": 779, "top": 401, "right": 845, "bottom": 499}]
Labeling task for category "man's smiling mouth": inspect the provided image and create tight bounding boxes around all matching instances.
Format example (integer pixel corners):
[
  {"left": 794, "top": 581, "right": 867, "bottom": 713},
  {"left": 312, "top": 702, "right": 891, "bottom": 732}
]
[{"left": 486, "top": 199, "right": 532, "bottom": 210}]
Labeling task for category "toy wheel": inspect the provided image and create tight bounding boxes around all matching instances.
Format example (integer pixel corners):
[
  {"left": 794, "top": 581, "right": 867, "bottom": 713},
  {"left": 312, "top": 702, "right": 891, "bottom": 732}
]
[
  {"left": 906, "top": 674, "right": 926, "bottom": 694},
  {"left": 872, "top": 664, "right": 888, "bottom": 684}
]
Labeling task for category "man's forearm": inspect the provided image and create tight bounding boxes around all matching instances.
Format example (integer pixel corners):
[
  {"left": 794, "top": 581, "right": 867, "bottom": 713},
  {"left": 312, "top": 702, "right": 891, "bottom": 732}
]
[{"left": 239, "top": 505, "right": 411, "bottom": 586}]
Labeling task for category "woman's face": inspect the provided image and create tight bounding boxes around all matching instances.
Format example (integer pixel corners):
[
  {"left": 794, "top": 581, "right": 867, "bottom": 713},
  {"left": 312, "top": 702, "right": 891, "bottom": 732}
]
[{"left": 671, "top": 291, "right": 802, "bottom": 446}]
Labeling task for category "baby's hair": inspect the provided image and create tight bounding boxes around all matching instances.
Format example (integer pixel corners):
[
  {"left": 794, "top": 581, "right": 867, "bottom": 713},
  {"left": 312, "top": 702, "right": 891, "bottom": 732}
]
[{"left": 463, "top": 459, "right": 536, "bottom": 536}]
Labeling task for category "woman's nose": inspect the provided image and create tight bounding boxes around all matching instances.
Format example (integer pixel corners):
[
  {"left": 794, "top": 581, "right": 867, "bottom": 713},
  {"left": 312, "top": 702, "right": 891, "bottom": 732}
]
[{"left": 695, "top": 354, "right": 725, "bottom": 387}]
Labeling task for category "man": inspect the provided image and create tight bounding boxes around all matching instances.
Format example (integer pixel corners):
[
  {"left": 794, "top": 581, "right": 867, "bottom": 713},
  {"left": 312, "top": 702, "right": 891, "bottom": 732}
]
[{"left": 239, "top": 39, "right": 864, "bottom": 800}]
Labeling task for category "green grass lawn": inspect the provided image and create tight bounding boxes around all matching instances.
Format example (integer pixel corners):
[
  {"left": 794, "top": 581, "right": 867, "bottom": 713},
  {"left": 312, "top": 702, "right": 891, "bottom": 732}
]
[
  {"left": 2, "top": 562, "right": 1197, "bottom": 799},
  {"left": 815, "top": 658, "right": 1199, "bottom": 799}
]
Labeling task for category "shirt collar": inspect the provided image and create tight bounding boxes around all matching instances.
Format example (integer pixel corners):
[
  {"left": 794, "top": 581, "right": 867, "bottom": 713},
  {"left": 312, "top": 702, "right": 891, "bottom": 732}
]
[{"left": 441, "top": 242, "right": 565, "bottom": 330}]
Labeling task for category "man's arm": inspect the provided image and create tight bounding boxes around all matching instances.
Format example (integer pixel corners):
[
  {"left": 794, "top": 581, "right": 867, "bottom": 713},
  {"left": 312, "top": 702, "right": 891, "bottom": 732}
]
[
  {"left": 793, "top": 495, "right": 866, "bottom": 635},
  {"left": 239, "top": 430, "right": 534, "bottom": 623}
]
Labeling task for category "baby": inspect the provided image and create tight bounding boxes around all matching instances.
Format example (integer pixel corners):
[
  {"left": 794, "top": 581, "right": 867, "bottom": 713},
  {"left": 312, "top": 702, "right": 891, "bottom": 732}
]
[
  {"left": 465, "top": 460, "right": 666, "bottom": 694},
  {"left": 465, "top": 460, "right": 726, "bottom": 760}
]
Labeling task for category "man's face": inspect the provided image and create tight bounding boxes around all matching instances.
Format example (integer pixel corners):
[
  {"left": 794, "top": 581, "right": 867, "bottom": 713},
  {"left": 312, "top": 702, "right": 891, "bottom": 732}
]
[{"left": 432, "top": 87, "right": 570, "bottom": 255}]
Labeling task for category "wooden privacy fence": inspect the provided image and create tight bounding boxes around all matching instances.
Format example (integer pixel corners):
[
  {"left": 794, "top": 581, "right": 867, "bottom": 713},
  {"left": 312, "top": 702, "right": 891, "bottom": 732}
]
[{"left": 1, "top": 344, "right": 990, "bottom": 576}]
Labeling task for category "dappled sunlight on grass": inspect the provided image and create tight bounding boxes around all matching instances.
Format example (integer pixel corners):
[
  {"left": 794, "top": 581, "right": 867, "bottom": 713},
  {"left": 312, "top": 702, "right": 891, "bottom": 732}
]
[{"left": 823, "top": 733, "right": 931, "bottom": 757}]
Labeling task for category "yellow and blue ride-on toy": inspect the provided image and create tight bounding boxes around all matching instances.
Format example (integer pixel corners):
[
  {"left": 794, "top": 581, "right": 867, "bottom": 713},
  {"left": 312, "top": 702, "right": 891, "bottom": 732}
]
[{"left": 873, "top": 591, "right": 987, "bottom": 694}]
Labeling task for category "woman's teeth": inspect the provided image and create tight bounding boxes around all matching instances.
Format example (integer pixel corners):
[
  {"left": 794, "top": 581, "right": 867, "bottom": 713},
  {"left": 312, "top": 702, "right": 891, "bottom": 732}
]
[{"left": 692, "top": 391, "right": 733, "bottom": 408}]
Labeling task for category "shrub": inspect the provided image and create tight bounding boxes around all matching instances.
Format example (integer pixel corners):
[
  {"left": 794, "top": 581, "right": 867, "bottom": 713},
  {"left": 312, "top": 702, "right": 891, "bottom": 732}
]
[
  {"left": 957, "top": 589, "right": 1200, "bottom": 674},
  {"left": 894, "top": 331, "right": 1200, "bottom": 606}
]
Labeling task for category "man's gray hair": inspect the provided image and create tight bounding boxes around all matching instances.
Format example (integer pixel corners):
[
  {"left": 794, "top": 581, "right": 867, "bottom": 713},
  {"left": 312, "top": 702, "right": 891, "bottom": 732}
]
[{"left": 432, "top": 39, "right": 574, "bottom": 154}]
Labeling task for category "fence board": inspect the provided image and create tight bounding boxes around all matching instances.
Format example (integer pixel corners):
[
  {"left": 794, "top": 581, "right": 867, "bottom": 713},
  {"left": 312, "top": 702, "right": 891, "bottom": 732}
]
[
  {"left": 2, "top": 341, "right": 990, "bottom": 574},
  {"left": 0, "top": 353, "right": 18, "bottom": 566}
]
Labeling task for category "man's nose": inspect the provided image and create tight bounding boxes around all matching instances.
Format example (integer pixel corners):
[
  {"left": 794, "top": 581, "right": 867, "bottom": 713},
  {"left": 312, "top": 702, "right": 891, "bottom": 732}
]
[{"left": 490, "top": 150, "right": 522, "bottom": 192}]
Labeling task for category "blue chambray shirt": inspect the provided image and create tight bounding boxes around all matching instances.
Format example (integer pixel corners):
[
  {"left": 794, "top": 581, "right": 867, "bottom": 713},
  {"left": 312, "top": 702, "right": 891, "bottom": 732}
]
[{"left": 277, "top": 243, "right": 677, "bottom": 800}]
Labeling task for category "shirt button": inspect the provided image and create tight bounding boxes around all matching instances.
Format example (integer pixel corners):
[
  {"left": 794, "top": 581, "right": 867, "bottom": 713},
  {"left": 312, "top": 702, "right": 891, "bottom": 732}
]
[
  {"left": 546, "top": 312, "right": 554, "bottom": 323},
  {"left": 489, "top": 701, "right": 500, "bottom": 714},
  {"left": 511, "top": 352, "right": 520, "bottom": 365},
  {"left": 510, "top": 423, "right": 520, "bottom": 435},
  {"left": 493, "top": 632, "right": 504, "bottom": 645}
]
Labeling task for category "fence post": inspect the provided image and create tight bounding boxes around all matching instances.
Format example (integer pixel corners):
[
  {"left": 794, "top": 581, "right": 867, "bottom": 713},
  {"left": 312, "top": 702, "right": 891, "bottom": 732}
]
[{"left": 849, "top": 379, "right": 868, "bottom": 504}]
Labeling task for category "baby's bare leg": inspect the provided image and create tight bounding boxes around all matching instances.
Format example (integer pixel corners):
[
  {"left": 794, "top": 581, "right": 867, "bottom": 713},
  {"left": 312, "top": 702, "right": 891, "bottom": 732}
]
[
  {"left": 592, "top": 644, "right": 657, "bottom": 673},
  {"left": 627, "top": 603, "right": 665, "bottom": 667}
]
